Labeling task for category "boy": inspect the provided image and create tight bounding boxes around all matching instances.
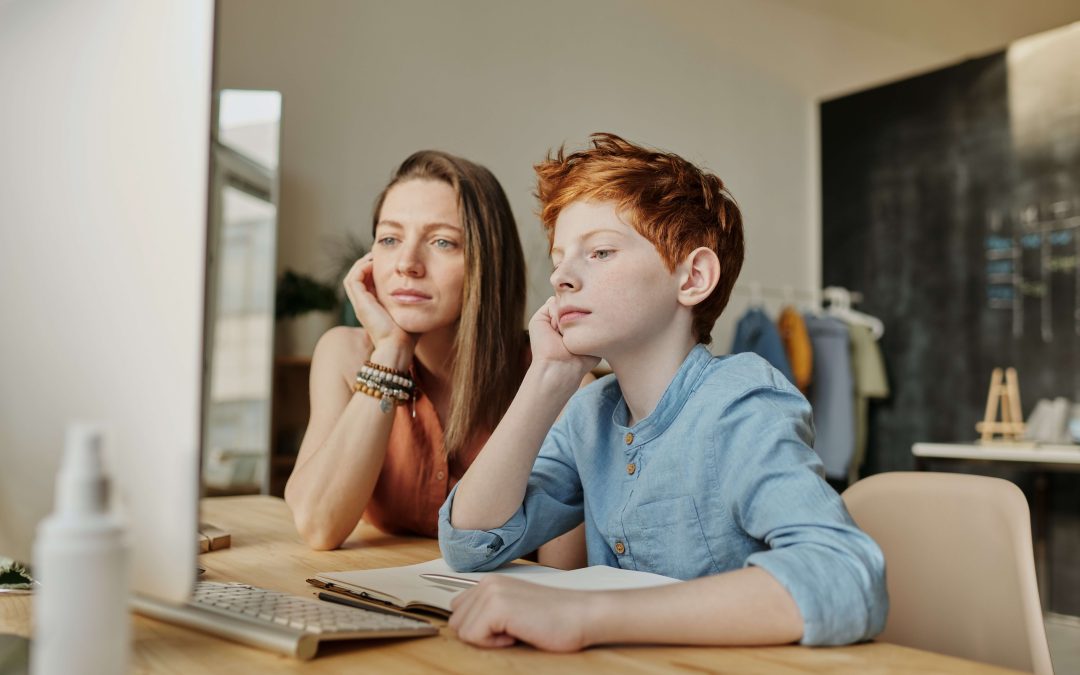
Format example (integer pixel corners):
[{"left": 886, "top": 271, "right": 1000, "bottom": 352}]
[{"left": 438, "top": 134, "right": 887, "bottom": 652}]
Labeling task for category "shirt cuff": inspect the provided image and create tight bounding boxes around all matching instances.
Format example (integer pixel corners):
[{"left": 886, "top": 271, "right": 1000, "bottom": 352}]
[
  {"left": 745, "top": 546, "right": 880, "bottom": 646},
  {"left": 437, "top": 483, "right": 528, "bottom": 572}
]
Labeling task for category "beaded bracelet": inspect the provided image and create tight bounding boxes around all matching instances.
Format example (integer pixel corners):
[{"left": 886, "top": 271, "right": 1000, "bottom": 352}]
[
  {"left": 353, "top": 370, "right": 415, "bottom": 414},
  {"left": 356, "top": 374, "right": 410, "bottom": 400},
  {"left": 364, "top": 360, "right": 410, "bottom": 379},
  {"left": 358, "top": 364, "right": 413, "bottom": 390}
]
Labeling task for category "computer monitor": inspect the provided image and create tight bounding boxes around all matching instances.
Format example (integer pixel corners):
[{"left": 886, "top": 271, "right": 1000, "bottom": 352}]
[{"left": 0, "top": 0, "right": 215, "bottom": 605}]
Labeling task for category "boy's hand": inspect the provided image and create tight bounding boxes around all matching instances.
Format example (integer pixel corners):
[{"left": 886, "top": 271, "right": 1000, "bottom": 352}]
[
  {"left": 448, "top": 576, "right": 593, "bottom": 652},
  {"left": 343, "top": 254, "right": 416, "bottom": 359},
  {"left": 529, "top": 297, "right": 600, "bottom": 375}
]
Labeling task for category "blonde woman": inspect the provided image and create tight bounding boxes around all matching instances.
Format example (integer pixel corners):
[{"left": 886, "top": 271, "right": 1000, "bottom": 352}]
[{"left": 285, "top": 151, "right": 585, "bottom": 566}]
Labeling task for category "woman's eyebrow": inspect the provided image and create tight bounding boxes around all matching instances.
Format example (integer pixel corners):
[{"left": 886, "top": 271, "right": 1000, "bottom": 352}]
[
  {"left": 374, "top": 220, "right": 461, "bottom": 232},
  {"left": 420, "top": 221, "right": 462, "bottom": 233}
]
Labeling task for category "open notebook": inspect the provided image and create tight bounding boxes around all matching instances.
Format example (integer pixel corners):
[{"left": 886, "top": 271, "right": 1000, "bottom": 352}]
[{"left": 308, "top": 559, "right": 678, "bottom": 618}]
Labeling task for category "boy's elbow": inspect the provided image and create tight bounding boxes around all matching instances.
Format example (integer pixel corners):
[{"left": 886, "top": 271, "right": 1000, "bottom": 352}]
[
  {"left": 438, "top": 519, "right": 504, "bottom": 573},
  {"left": 866, "top": 556, "right": 890, "bottom": 639},
  {"left": 840, "top": 549, "right": 889, "bottom": 644},
  {"left": 441, "top": 548, "right": 479, "bottom": 573},
  {"left": 439, "top": 537, "right": 487, "bottom": 573}
]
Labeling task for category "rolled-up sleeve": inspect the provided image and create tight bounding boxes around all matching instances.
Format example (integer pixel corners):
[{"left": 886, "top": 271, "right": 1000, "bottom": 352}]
[
  {"left": 721, "top": 386, "right": 888, "bottom": 646},
  {"left": 438, "top": 414, "right": 584, "bottom": 572}
]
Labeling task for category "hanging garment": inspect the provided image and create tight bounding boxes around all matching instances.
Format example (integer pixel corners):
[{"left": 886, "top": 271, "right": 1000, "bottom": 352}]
[
  {"left": 803, "top": 313, "right": 855, "bottom": 481},
  {"left": 847, "top": 324, "right": 889, "bottom": 484},
  {"left": 777, "top": 305, "right": 813, "bottom": 394},
  {"left": 730, "top": 307, "right": 795, "bottom": 384}
]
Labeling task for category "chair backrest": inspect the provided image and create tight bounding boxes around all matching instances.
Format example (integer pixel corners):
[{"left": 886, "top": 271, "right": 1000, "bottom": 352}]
[{"left": 842, "top": 472, "right": 1052, "bottom": 674}]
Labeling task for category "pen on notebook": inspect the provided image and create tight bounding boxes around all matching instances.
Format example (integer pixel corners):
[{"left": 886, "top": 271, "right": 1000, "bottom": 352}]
[{"left": 419, "top": 573, "right": 478, "bottom": 589}]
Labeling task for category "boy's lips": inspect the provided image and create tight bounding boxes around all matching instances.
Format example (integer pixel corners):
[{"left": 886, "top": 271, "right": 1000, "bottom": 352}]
[{"left": 558, "top": 306, "right": 591, "bottom": 325}]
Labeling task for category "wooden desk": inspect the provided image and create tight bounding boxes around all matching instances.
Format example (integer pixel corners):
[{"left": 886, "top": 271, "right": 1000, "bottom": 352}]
[{"left": 1, "top": 496, "right": 1023, "bottom": 673}]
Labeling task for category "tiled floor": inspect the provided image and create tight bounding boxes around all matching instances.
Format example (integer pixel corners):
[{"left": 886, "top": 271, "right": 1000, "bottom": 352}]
[{"left": 1047, "top": 612, "right": 1080, "bottom": 674}]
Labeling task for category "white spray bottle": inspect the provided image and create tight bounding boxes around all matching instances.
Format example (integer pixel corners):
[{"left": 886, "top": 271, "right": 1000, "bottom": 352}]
[{"left": 31, "top": 424, "right": 130, "bottom": 674}]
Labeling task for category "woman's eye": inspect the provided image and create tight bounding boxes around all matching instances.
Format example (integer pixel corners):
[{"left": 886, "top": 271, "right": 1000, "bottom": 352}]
[
  {"left": 433, "top": 238, "right": 457, "bottom": 250},
  {"left": 376, "top": 236, "right": 398, "bottom": 247}
]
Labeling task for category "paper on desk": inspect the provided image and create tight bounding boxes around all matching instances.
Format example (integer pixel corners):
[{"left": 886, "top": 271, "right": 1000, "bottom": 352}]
[
  {"left": 312, "top": 558, "right": 678, "bottom": 613},
  {"left": 502, "top": 564, "right": 679, "bottom": 591}
]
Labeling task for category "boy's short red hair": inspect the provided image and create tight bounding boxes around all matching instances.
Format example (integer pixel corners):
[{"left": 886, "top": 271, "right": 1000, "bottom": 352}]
[{"left": 535, "top": 133, "right": 745, "bottom": 345}]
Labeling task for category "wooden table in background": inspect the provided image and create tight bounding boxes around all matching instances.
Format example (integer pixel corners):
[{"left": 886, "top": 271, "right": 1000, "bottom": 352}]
[{"left": 1, "top": 496, "right": 1024, "bottom": 673}]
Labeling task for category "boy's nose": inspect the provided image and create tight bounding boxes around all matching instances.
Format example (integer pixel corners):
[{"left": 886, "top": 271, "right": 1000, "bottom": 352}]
[{"left": 550, "top": 264, "right": 578, "bottom": 291}]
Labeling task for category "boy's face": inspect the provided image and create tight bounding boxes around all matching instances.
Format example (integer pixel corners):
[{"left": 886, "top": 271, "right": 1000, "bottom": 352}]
[{"left": 549, "top": 200, "right": 684, "bottom": 358}]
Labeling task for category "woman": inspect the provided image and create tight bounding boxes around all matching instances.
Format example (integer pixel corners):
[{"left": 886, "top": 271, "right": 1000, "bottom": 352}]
[{"left": 284, "top": 150, "right": 585, "bottom": 566}]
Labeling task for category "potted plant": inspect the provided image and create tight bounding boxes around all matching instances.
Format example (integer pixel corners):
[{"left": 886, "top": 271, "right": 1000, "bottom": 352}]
[{"left": 274, "top": 269, "right": 339, "bottom": 357}]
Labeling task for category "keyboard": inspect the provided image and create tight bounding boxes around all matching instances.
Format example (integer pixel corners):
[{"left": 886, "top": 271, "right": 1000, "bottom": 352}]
[{"left": 131, "top": 581, "right": 437, "bottom": 660}]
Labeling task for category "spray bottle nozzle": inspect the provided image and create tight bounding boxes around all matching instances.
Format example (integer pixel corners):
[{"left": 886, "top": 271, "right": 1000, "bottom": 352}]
[{"left": 56, "top": 423, "right": 110, "bottom": 516}]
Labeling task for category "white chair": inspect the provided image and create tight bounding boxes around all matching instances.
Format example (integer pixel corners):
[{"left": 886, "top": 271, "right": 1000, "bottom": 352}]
[{"left": 842, "top": 472, "right": 1053, "bottom": 674}]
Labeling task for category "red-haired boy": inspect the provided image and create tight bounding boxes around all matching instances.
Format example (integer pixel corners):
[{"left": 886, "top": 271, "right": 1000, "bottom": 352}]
[{"left": 439, "top": 134, "right": 887, "bottom": 651}]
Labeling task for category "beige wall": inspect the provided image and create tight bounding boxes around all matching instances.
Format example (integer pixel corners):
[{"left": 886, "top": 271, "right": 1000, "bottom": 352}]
[
  {"left": 215, "top": 0, "right": 816, "bottom": 350},
  {"left": 215, "top": 0, "right": 1080, "bottom": 350}
]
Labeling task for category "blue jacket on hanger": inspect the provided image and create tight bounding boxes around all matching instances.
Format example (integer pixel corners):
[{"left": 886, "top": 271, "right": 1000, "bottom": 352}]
[{"left": 730, "top": 307, "right": 796, "bottom": 385}]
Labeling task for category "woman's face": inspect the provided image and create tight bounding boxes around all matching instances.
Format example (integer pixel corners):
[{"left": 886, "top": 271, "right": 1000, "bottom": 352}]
[{"left": 372, "top": 178, "right": 466, "bottom": 335}]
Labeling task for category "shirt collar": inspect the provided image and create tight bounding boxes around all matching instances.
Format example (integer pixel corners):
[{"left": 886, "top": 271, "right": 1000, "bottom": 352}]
[{"left": 611, "top": 343, "right": 713, "bottom": 445}]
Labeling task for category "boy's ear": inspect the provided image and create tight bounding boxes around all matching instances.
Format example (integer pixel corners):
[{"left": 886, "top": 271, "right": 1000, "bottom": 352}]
[{"left": 676, "top": 247, "right": 721, "bottom": 308}]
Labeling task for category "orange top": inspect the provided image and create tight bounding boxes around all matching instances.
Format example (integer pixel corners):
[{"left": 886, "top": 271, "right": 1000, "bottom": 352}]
[
  {"left": 778, "top": 305, "right": 814, "bottom": 394},
  {"left": 362, "top": 390, "right": 490, "bottom": 538}
]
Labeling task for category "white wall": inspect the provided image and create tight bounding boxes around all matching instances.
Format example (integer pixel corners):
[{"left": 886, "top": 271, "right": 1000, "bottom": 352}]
[
  {"left": 215, "top": 0, "right": 816, "bottom": 350},
  {"left": 215, "top": 0, "right": 1080, "bottom": 352}
]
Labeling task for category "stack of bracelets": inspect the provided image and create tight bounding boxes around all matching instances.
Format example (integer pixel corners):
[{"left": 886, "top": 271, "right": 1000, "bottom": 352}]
[{"left": 354, "top": 360, "right": 416, "bottom": 413}]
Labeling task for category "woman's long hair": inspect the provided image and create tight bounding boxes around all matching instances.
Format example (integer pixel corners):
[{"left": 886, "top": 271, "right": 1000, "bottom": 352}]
[{"left": 371, "top": 151, "right": 527, "bottom": 457}]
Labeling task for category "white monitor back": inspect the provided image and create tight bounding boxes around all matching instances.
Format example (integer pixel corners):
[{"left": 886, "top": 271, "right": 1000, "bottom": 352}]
[{"left": 0, "top": 0, "right": 214, "bottom": 604}]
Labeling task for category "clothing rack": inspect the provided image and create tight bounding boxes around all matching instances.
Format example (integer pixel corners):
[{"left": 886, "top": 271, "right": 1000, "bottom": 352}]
[{"left": 731, "top": 282, "right": 865, "bottom": 307}]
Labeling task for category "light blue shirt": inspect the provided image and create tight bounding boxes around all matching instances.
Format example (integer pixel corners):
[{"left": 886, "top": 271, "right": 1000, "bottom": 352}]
[{"left": 438, "top": 344, "right": 888, "bottom": 646}]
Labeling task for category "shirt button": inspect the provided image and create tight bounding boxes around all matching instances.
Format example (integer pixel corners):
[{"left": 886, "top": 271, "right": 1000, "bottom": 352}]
[
  {"left": 626, "top": 463, "right": 636, "bottom": 475},
  {"left": 436, "top": 470, "right": 445, "bottom": 481},
  {"left": 614, "top": 541, "right": 626, "bottom": 555},
  {"left": 624, "top": 432, "right": 634, "bottom": 445}
]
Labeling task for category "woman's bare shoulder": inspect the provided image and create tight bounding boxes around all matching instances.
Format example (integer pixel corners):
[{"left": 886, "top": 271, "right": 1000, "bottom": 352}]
[{"left": 312, "top": 326, "right": 373, "bottom": 374}]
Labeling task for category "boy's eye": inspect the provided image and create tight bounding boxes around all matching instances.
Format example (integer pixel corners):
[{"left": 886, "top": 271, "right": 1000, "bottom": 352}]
[{"left": 592, "top": 249, "right": 614, "bottom": 260}]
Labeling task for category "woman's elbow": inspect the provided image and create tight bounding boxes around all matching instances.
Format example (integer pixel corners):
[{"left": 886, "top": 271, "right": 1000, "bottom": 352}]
[
  {"left": 285, "top": 487, "right": 345, "bottom": 550},
  {"left": 294, "top": 513, "right": 346, "bottom": 551},
  {"left": 302, "top": 528, "right": 345, "bottom": 551}
]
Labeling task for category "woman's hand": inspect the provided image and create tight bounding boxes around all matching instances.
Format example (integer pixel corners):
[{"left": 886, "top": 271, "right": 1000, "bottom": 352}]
[
  {"left": 342, "top": 254, "right": 415, "bottom": 363},
  {"left": 528, "top": 297, "right": 600, "bottom": 376}
]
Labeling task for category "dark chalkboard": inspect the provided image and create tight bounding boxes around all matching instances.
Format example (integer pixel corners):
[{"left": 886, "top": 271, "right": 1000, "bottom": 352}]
[{"left": 821, "top": 46, "right": 1080, "bottom": 613}]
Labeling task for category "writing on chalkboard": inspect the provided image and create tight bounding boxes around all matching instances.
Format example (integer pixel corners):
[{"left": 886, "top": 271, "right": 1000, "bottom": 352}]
[{"left": 985, "top": 200, "right": 1080, "bottom": 341}]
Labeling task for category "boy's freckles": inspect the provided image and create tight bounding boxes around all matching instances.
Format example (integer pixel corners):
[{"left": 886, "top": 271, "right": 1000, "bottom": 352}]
[{"left": 549, "top": 200, "right": 683, "bottom": 356}]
